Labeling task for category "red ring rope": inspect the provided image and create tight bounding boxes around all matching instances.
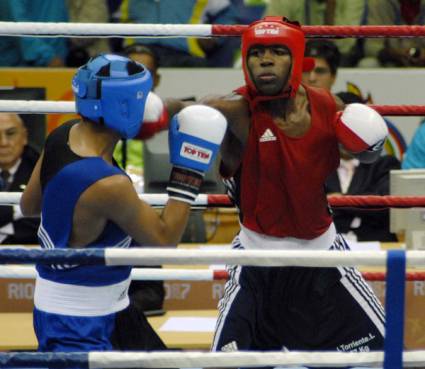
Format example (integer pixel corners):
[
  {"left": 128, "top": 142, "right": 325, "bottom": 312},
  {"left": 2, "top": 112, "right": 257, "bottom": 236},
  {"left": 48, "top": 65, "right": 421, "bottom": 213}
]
[
  {"left": 363, "top": 271, "right": 425, "bottom": 282},
  {"left": 207, "top": 195, "right": 425, "bottom": 209},
  {"left": 212, "top": 270, "right": 425, "bottom": 282},
  {"left": 370, "top": 105, "right": 425, "bottom": 116},
  {"left": 212, "top": 24, "right": 425, "bottom": 38}
]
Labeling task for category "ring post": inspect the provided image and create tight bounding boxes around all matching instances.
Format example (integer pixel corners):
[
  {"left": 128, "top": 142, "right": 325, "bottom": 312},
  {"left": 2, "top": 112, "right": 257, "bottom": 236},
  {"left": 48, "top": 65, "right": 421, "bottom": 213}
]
[{"left": 383, "top": 250, "right": 406, "bottom": 369}]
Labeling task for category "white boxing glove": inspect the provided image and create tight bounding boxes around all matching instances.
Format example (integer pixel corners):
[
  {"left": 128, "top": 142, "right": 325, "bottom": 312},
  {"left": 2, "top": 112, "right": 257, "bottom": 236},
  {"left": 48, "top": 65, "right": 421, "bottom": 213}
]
[
  {"left": 136, "top": 92, "right": 169, "bottom": 140},
  {"left": 167, "top": 105, "right": 227, "bottom": 204},
  {"left": 144, "top": 92, "right": 166, "bottom": 121},
  {"left": 335, "top": 103, "right": 388, "bottom": 153}
]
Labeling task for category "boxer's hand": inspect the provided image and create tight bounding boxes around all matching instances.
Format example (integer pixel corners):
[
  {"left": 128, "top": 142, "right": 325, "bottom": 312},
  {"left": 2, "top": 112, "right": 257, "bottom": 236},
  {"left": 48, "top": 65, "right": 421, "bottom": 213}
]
[
  {"left": 167, "top": 105, "right": 227, "bottom": 204},
  {"left": 285, "top": 93, "right": 310, "bottom": 128},
  {"left": 335, "top": 103, "right": 388, "bottom": 153},
  {"left": 136, "top": 92, "right": 169, "bottom": 140}
]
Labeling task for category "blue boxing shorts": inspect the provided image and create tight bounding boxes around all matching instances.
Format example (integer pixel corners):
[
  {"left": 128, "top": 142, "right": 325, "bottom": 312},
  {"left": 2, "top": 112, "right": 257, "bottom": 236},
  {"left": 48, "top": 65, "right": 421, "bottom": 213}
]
[
  {"left": 212, "top": 233, "right": 385, "bottom": 368},
  {"left": 33, "top": 308, "right": 116, "bottom": 369}
]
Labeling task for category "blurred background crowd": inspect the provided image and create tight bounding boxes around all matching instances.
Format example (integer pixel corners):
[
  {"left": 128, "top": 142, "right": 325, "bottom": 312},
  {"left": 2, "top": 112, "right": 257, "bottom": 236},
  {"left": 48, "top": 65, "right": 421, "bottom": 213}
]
[{"left": 2, "top": 0, "right": 425, "bottom": 69}]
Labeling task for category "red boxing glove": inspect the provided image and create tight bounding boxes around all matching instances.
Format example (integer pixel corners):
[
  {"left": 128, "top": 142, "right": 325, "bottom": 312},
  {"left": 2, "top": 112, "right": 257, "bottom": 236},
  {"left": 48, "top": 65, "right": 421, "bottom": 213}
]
[
  {"left": 335, "top": 103, "right": 388, "bottom": 153},
  {"left": 135, "top": 92, "right": 169, "bottom": 140}
]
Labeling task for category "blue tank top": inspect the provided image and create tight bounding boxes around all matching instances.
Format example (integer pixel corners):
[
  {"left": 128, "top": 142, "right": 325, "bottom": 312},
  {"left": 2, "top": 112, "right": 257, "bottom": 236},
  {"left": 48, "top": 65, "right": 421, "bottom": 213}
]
[{"left": 36, "top": 121, "right": 131, "bottom": 287}]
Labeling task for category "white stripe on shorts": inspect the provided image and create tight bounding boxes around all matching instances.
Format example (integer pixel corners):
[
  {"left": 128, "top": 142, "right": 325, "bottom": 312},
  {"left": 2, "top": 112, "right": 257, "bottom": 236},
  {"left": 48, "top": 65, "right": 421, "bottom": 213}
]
[
  {"left": 332, "top": 234, "right": 385, "bottom": 336},
  {"left": 212, "top": 237, "right": 243, "bottom": 351}
]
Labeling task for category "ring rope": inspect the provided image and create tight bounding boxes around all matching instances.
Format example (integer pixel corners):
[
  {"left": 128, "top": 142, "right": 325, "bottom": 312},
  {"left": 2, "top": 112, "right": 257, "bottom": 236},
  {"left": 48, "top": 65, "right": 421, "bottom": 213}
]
[
  {"left": 0, "top": 192, "right": 424, "bottom": 208},
  {"left": 0, "top": 265, "right": 220, "bottom": 281},
  {"left": 0, "top": 22, "right": 213, "bottom": 38},
  {"left": 2, "top": 22, "right": 425, "bottom": 38},
  {"left": 300, "top": 25, "right": 425, "bottom": 38},
  {"left": 0, "top": 248, "right": 424, "bottom": 268},
  {"left": 1, "top": 350, "right": 424, "bottom": 368},
  {"left": 369, "top": 104, "right": 425, "bottom": 116},
  {"left": 2, "top": 100, "right": 425, "bottom": 116},
  {"left": 1, "top": 265, "right": 424, "bottom": 281},
  {"left": 326, "top": 195, "right": 425, "bottom": 209}
]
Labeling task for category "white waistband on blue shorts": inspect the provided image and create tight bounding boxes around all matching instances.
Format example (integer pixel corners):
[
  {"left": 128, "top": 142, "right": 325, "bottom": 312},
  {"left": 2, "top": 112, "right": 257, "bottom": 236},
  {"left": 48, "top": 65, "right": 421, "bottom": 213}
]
[
  {"left": 239, "top": 223, "right": 337, "bottom": 250},
  {"left": 34, "top": 275, "right": 130, "bottom": 317}
]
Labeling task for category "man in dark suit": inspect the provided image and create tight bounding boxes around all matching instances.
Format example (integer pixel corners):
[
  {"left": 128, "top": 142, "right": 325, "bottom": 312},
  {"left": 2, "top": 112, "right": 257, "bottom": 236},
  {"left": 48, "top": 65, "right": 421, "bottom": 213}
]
[
  {"left": 0, "top": 113, "right": 39, "bottom": 244},
  {"left": 325, "top": 114, "right": 401, "bottom": 242},
  {"left": 302, "top": 41, "right": 401, "bottom": 242}
]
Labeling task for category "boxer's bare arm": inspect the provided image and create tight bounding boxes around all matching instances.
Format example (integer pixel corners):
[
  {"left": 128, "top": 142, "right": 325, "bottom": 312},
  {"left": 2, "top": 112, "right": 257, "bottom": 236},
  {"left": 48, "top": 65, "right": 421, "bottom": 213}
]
[
  {"left": 164, "top": 98, "right": 190, "bottom": 118},
  {"left": 165, "top": 95, "right": 250, "bottom": 141},
  {"left": 71, "top": 175, "right": 191, "bottom": 247},
  {"left": 333, "top": 94, "right": 345, "bottom": 111},
  {"left": 202, "top": 96, "right": 250, "bottom": 176},
  {"left": 201, "top": 95, "right": 250, "bottom": 140},
  {"left": 20, "top": 152, "right": 44, "bottom": 216}
]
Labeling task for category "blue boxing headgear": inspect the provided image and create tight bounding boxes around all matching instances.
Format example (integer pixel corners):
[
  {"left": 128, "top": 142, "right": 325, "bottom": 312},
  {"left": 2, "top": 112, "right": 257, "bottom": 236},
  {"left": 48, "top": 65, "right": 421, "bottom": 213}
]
[{"left": 72, "top": 54, "right": 152, "bottom": 139}]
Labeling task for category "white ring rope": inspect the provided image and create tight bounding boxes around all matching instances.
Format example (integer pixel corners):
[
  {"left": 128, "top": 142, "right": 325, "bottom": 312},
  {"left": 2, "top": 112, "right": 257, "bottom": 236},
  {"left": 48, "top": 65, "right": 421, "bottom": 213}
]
[
  {"left": 0, "top": 192, "right": 209, "bottom": 207},
  {"left": 1, "top": 247, "right": 419, "bottom": 268},
  {"left": 0, "top": 22, "right": 213, "bottom": 38},
  {"left": 103, "top": 248, "right": 424, "bottom": 267},
  {"left": 1, "top": 247, "right": 423, "bottom": 267},
  {"left": 0, "top": 100, "right": 75, "bottom": 114},
  {"left": 0, "top": 265, "right": 36, "bottom": 279},
  {"left": 0, "top": 265, "right": 217, "bottom": 280},
  {"left": 84, "top": 350, "right": 425, "bottom": 368},
  {"left": 2, "top": 350, "right": 425, "bottom": 368}
]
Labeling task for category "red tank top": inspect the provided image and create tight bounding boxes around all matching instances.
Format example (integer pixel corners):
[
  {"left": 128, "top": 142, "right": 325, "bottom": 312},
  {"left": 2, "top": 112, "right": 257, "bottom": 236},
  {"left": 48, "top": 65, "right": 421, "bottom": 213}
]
[{"left": 236, "top": 84, "right": 339, "bottom": 239}]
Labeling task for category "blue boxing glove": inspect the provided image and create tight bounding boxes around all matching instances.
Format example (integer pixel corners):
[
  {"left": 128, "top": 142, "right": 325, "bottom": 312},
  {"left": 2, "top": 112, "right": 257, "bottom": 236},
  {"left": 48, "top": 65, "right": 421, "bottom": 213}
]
[{"left": 167, "top": 105, "right": 227, "bottom": 204}]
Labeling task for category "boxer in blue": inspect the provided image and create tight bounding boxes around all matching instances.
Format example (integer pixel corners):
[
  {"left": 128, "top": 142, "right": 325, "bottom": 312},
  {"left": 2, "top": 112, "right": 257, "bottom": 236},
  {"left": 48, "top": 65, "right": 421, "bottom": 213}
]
[{"left": 20, "top": 54, "right": 227, "bottom": 363}]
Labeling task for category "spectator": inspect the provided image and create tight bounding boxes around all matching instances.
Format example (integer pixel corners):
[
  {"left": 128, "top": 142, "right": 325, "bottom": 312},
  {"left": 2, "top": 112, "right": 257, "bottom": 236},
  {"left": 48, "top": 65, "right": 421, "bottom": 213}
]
[
  {"left": 232, "top": 0, "right": 266, "bottom": 25},
  {"left": 0, "top": 113, "right": 40, "bottom": 244},
  {"left": 3, "top": 0, "right": 68, "bottom": 67},
  {"left": 402, "top": 121, "right": 425, "bottom": 168},
  {"left": 114, "top": 44, "right": 162, "bottom": 169},
  {"left": 0, "top": 2, "right": 21, "bottom": 66},
  {"left": 328, "top": 92, "right": 401, "bottom": 242},
  {"left": 65, "top": 0, "right": 111, "bottom": 67},
  {"left": 125, "top": 44, "right": 161, "bottom": 88},
  {"left": 362, "top": 0, "right": 425, "bottom": 67},
  {"left": 264, "top": 0, "right": 367, "bottom": 66},
  {"left": 303, "top": 40, "right": 401, "bottom": 242},
  {"left": 107, "top": 0, "right": 126, "bottom": 52},
  {"left": 121, "top": 0, "right": 238, "bottom": 67},
  {"left": 303, "top": 39, "right": 340, "bottom": 91}
]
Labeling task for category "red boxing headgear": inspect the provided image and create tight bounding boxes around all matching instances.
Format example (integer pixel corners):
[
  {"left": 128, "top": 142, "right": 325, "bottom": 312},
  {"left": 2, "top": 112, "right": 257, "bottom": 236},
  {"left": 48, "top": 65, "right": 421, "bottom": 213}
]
[{"left": 241, "top": 16, "right": 314, "bottom": 99}]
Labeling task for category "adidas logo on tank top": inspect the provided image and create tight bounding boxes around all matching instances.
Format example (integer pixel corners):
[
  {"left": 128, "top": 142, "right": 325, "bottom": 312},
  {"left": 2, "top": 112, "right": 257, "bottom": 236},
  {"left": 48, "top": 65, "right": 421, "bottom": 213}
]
[{"left": 259, "top": 128, "right": 276, "bottom": 142}]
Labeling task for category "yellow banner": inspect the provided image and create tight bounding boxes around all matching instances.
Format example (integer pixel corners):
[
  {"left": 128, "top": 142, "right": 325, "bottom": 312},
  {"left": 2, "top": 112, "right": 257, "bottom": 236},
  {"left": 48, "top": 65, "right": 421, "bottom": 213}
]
[{"left": 0, "top": 67, "right": 78, "bottom": 133}]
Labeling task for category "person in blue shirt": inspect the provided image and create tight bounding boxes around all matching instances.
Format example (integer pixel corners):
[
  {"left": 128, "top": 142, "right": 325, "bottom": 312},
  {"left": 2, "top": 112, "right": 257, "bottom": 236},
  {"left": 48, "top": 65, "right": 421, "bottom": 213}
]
[
  {"left": 402, "top": 122, "right": 425, "bottom": 169},
  {"left": 0, "top": 2, "right": 21, "bottom": 67},
  {"left": 0, "top": 0, "right": 68, "bottom": 67},
  {"left": 20, "top": 53, "right": 227, "bottom": 357},
  {"left": 122, "top": 0, "right": 238, "bottom": 67}
]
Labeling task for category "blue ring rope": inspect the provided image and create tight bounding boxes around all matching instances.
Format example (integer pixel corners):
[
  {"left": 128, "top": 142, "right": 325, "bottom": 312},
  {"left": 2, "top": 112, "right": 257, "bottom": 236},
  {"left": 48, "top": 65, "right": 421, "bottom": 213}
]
[
  {"left": 0, "top": 248, "right": 105, "bottom": 265},
  {"left": 0, "top": 352, "right": 89, "bottom": 368},
  {"left": 383, "top": 249, "right": 406, "bottom": 369}
]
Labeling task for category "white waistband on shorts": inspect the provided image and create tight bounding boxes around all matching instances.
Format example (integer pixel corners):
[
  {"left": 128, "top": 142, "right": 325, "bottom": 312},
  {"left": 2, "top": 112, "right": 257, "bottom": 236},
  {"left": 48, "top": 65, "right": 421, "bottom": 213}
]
[
  {"left": 34, "top": 275, "right": 130, "bottom": 317},
  {"left": 239, "top": 223, "right": 337, "bottom": 250}
]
